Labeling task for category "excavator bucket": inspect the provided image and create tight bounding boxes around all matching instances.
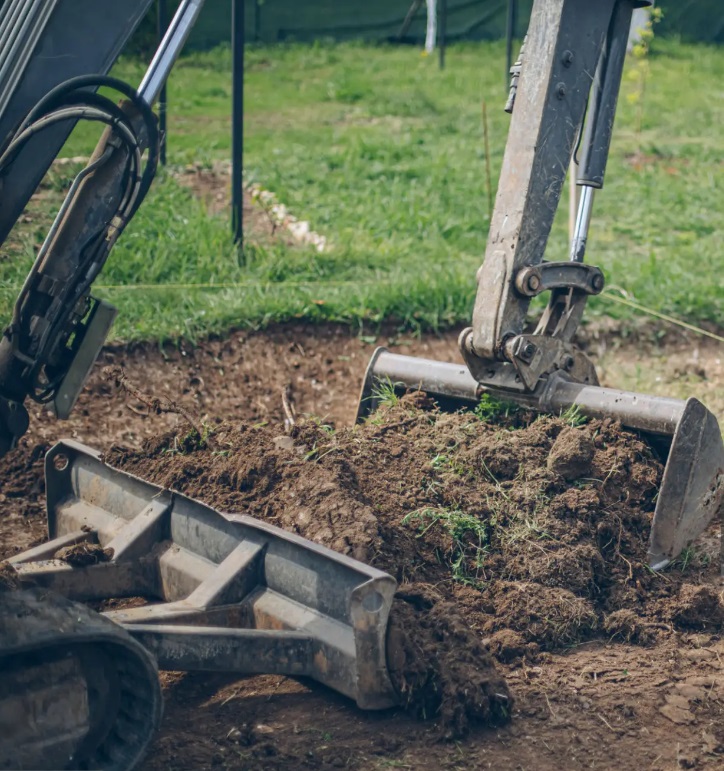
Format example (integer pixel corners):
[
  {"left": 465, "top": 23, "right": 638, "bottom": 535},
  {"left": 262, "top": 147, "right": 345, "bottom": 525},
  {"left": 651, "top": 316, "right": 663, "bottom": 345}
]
[
  {"left": 357, "top": 349, "right": 724, "bottom": 570},
  {"left": 10, "top": 440, "right": 400, "bottom": 710}
]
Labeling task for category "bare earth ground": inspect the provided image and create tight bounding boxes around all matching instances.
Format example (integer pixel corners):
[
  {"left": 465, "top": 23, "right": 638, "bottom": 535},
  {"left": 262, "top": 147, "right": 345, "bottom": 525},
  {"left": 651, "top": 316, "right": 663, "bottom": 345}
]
[{"left": 1, "top": 324, "right": 723, "bottom": 771}]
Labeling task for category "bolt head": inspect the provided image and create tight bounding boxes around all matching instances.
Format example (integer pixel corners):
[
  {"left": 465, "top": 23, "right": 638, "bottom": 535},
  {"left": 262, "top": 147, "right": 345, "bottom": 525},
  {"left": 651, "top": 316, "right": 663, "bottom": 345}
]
[
  {"left": 527, "top": 274, "right": 541, "bottom": 292},
  {"left": 592, "top": 274, "right": 605, "bottom": 292},
  {"left": 523, "top": 342, "right": 537, "bottom": 358}
]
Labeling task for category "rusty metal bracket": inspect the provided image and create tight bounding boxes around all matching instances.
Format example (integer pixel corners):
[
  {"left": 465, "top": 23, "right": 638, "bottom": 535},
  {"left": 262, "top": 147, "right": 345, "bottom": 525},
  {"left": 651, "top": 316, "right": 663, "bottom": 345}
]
[
  {"left": 515, "top": 262, "right": 604, "bottom": 298},
  {"left": 10, "top": 440, "right": 399, "bottom": 710}
]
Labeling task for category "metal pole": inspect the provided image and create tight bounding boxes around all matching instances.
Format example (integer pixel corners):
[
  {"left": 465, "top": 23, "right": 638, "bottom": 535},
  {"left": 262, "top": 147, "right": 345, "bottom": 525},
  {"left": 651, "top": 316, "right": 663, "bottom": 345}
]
[
  {"left": 439, "top": 0, "right": 447, "bottom": 70},
  {"left": 231, "top": 0, "right": 244, "bottom": 244},
  {"left": 138, "top": 0, "right": 206, "bottom": 106},
  {"left": 157, "top": 0, "right": 168, "bottom": 165}
]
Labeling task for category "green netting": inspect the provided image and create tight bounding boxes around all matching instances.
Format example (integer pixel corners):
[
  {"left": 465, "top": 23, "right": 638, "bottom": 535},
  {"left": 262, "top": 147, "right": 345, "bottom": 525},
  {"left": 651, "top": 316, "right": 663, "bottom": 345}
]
[
  {"left": 184, "top": 0, "right": 722, "bottom": 48},
  {"left": 127, "top": 0, "right": 723, "bottom": 53}
]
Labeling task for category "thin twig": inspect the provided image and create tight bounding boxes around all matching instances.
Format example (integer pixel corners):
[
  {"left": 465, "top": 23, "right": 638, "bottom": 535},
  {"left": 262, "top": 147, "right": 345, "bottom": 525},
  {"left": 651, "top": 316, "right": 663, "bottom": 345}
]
[
  {"left": 103, "top": 366, "right": 204, "bottom": 440},
  {"left": 544, "top": 692, "right": 557, "bottom": 717},
  {"left": 282, "top": 383, "right": 296, "bottom": 433}
]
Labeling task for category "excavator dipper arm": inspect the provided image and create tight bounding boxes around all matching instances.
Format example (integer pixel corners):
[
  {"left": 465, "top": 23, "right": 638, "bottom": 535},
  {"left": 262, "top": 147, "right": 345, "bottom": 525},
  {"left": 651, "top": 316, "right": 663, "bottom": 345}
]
[
  {"left": 0, "top": 0, "right": 205, "bottom": 457},
  {"left": 460, "top": 0, "right": 649, "bottom": 396}
]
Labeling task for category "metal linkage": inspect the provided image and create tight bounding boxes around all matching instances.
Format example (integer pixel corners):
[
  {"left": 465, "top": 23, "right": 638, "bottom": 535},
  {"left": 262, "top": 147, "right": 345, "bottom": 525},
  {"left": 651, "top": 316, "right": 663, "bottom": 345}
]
[
  {"left": 11, "top": 440, "right": 399, "bottom": 710},
  {"left": 466, "top": 0, "right": 644, "bottom": 395}
]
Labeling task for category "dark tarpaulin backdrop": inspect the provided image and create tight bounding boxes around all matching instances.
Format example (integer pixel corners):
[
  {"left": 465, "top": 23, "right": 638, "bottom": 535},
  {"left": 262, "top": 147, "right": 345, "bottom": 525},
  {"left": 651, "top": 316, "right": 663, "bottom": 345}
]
[
  {"left": 0, "top": 1, "right": 721, "bottom": 48},
  {"left": 181, "top": 0, "right": 723, "bottom": 48}
]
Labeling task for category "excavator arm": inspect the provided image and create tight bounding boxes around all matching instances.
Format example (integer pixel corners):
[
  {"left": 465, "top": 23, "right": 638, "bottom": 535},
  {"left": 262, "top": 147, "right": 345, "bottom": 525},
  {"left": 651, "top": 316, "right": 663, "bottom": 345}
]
[
  {"left": 461, "top": 0, "right": 647, "bottom": 394},
  {"left": 0, "top": 0, "right": 205, "bottom": 456},
  {"left": 357, "top": 0, "right": 723, "bottom": 569}
]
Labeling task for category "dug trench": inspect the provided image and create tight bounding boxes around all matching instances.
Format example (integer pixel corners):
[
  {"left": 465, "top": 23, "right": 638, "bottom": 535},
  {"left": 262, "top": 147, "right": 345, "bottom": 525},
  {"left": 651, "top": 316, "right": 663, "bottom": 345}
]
[{"left": 1, "top": 324, "right": 723, "bottom": 770}]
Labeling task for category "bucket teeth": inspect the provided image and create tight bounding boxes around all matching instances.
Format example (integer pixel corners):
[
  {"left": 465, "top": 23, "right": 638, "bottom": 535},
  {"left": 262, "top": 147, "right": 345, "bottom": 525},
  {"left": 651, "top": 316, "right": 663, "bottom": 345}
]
[{"left": 357, "top": 348, "right": 723, "bottom": 569}]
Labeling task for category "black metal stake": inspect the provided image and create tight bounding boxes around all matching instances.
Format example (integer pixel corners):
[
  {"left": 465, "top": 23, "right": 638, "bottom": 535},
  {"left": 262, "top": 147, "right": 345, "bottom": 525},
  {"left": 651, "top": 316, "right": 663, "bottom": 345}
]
[
  {"left": 439, "top": 0, "right": 447, "bottom": 70},
  {"left": 157, "top": 0, "right": 168, "bottom": 165},
  {"left": 231, "top": 0, "right": 244, "bottom": 244}
]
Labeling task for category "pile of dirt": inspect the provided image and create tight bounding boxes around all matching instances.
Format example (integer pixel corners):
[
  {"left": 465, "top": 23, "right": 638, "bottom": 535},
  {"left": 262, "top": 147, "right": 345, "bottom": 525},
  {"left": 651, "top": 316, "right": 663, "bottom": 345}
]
[{"left": 105, "top": 393, "right": 722, "bottom": 736}]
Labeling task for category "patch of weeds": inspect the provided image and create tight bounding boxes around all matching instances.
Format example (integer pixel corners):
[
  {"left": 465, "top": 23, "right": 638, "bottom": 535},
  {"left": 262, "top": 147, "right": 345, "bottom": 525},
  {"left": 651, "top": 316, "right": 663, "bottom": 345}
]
[
  {"left": 303, "top": 441, "right": 339, "bottom": 463},
  {"left": 560, "top": 404, "right": 588, "bottom": 427},
  {"left": 160, "top": 421, "right": 215, "bottom": 455},
  {"left": 403, "top": 506, "right": 490, "bottom": 586},
  {"left": 365, "top": 377, "right": 404, "bottom": 424},
  {"left": 502, "top": 489, "right": 554, "bottom": 546},
  {"left": 474, "top": 393, "right": 521, "bottom": 423},
  {"left": 668, "top": 545, "right": 712, "bottom": 573},
  {"left": 430, "top": 449, "right": 467, "bottom": 477},
  {"left": 306, "top": 415, "right": 336, "bottom": 434},
  {"left": 371, "top": 377, "right": 401, "bottom": 408}
]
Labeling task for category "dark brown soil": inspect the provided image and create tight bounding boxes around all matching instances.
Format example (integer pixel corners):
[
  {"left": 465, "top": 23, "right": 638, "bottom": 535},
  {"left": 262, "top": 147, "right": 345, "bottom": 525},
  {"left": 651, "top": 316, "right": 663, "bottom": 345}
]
[
  {"left": 0, "top": 561, "right": 19, "bottom": 591},
  {"left": 386, "top": 584, "right": 512, "bottom": 736},
  {"left": 106, "top": 395, "right": 716, "bottom": 655},
  {"left": 0, "top": 324, "right": 722, "bottom": 770},
  {"left": 55, "top": 541, "right": 114, "bottom": 567}
]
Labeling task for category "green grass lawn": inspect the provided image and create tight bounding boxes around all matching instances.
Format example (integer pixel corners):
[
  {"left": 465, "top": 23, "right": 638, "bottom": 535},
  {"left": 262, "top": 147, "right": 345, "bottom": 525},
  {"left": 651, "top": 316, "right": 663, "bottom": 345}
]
[{"left": 1, "top": 39, "right": 722, "bottom": 341}]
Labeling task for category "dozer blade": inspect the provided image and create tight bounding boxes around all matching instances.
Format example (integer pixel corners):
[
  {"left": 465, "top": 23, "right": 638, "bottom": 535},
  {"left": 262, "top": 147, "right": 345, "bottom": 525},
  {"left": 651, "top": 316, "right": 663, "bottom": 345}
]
[
  {"left": 357, "top": 348, "right": 724, "bottom": 570},
  {"left": 11, "top": 440, "right": 399, "bottom": 710}
]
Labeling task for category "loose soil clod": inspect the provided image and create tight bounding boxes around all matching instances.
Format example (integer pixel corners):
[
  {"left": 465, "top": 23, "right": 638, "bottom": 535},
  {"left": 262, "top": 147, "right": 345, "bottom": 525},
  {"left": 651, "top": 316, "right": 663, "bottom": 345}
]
[
  {"left": 55, "top": 542, "right": 114, "bottom": 567},
  {"left": 386, "top": 584, "right": 512, "bottom": 737},
  {"left": 0, "top": 561, "right": 20, "bottom": 592}
]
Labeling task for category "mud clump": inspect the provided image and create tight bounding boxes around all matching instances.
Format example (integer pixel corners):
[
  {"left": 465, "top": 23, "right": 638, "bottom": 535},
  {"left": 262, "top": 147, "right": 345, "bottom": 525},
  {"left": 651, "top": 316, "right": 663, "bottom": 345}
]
[
  {"left": 386, "top": 584, "right": 512, "bottom": 736},
  {"left": 603, "top": 609, "right": 657, "bottom": 645},
  {"left": 55, "top": 542, "right": 114, "bottom": 567},
  {"left": 486, "top": 629, "right": 538, "bottom": 663},
  {"left": 482, "top": 581, "right": 598, "bottom": 647},
  {"left": 547, "top": 427, "right": 595, "bottom": 481},
  {"left": 670, "top": 584, "right": 724, "bottom": 629}
]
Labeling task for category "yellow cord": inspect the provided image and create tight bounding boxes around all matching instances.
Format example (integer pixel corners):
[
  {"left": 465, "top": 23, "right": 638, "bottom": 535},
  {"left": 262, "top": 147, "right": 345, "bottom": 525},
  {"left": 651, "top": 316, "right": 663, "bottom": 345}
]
[
  {"left": 599, "top": 289, "right": 724, "bottom": 344},
  {"left": 92, "top": 280, "right": 360, "bottom": 290},
  {"left": 3, "top": 279, "right": 722, "bottom": 344}
]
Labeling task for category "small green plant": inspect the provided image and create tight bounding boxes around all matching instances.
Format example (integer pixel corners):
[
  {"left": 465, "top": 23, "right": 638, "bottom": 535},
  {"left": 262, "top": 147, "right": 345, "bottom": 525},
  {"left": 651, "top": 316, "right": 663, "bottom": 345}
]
[
  {"left": 429, "top": 448, "right": 467, "bottom": 477},
  {"left": 474, "top": 393, "right": 521, "bottom": 422},
  {"left": 160, "top": 420, "right": 215, "bottom": 456},
  {"left": 402, "top": 506, "right": 490, "bottom": 585},
  {"left": 625, "top": 7, "right": 664, "bottom": 142},
  {"left": 560, "top": 404, "right": 588, "bottom": 427},
  {"left": 669, "top": 545, "right": 711, "bottom": 573},
  {"left": 369, "top": 377, "right": 401, "bottom": 410},
  {"left": 306, "top": 415, "right": 336, "bottom": 434}
]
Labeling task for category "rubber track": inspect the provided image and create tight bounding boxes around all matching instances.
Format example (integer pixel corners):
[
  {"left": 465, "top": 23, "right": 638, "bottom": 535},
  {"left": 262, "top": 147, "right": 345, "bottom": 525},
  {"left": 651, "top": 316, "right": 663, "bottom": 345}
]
[{"left": 0, "top": 588, "right": 162, "bottom": 770}]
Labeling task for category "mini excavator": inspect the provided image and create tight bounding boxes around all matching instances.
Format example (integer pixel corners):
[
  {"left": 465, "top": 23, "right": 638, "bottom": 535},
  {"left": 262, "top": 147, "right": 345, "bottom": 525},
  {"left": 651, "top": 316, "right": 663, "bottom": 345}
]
[{"left": 0, "top": 1, "right": 722, "bottom": 769}]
